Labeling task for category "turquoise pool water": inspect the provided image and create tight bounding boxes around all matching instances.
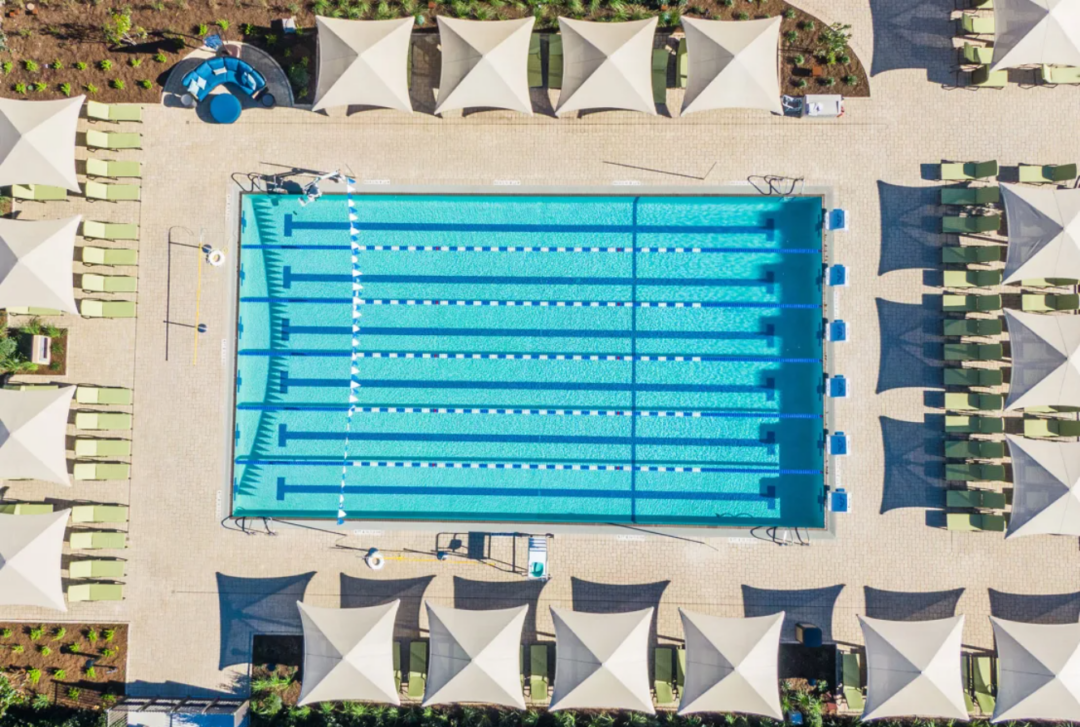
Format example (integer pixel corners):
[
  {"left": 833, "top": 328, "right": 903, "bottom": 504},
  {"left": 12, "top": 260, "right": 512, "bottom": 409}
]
[{"left": 232, "top": 193, "right": 825, "bottom": 527}]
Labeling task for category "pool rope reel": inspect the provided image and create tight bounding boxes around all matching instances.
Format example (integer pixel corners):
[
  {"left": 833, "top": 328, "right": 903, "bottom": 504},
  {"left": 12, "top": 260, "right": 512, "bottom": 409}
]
[{"left": 337, "top": 175, "right": 362, "bottom": 525}]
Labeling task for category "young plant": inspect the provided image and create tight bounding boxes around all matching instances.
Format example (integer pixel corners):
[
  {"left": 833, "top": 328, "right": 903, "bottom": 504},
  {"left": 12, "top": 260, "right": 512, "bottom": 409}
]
[
  {"left": 1, "top": 629, "right": 11, "bottom": 638},
  {"left": 67, "top": 687, "right": 80, "bottom": 700},
  {"left": 101, "top": 647, "right": 116, "bottom": 658},
  {"left": 67, "top": 643, "right": 81, "bottom": 654},
  {"left": 85, "top": 667, "right": 96, "bottom": 680},
  {"left": 839, "top": 53, "right": 851, "bottom": 64},
  {"left": 99, "top": 58, "right": 112, "bottom": 70},
  {"left": 24, "top": 60, "right": 38, "bottom": 72},
  {"left": 783, "top": 29, "right": 796, "bottom": 42},
  {"left": 39, "top": 646, "right": 51, "bottom": 656},
  {"left": 783, "top": 7, "right": 795, "bottom": 18},
  {"left": 241, "top": 22, "right": 254, "bottom": 34},
  {"left": 51, "top": 59, "right": 63, "bottom": 70},
  {"left": 59, "top": 82, "right": 71, "bottom": 95},
  {"left": 11, "top": 644, "right": 24, "bottom": 653},
  {"left": 139, "top": 79, "right": 152, "bottom": 89},
  {"left": 216, "top": 18, "right": 230, "bottom": 30},
  {"left": 31, "top": 693, "right": 50, "bottom": 711},
  {"left": 800, "top": 18, "right": 814, "bottom": 31},
  {"left": 29, "top": 626, "right": 43, "bottom": 641},
  {"left": 102, "top": 694, "right": 118, "bottom": 707},
  {"left": 86, "top": 629, "right": 99, "bottom": 642},
  {"left": 129, "top": 57, "right": 141, "bottom": 67},
  {"left": 32, "top": 81, "right": 46, "bottom": 92},
  {"left": 154, "top": 51, "right": 167, "bottom": 63},
  {"left": 793, "top": 53, "right": 805, "bottom": 65},
  {"left": 111, "top": 78, "right": 125, "bottom": 89},
  {"left": 52, "top": 628, "right": 65, "bottom": 641},
  {"left": 75, "top": 60, "right": 87, "bottom": 70},
  {"left": 735, "top": 10, "right": 748, "bottom": 19},
  {"left": 264, "top": 33, "right": 278, "bottom": 45},
  {"left": 822, "top": 75, "right": 836, "bottom": 86},
  {"left": 1, "top": 62, "right": 10, "bottom": 75},
  {"left": 53, "top": 669, "right": 65, "bottom": 680},
  {"left": 843, "top": 74, "right": 858, "bottom": 86},
  {"left": 26, "top": 669, "right": 40, "bottom": 686},
  {"left": 103, "top": 629, "right": 115, "bottom": 643}
]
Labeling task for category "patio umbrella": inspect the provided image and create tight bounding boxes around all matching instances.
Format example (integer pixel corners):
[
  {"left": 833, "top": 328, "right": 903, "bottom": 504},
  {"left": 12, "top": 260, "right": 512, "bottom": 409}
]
[
  {"left": 423, "top": 603, "right": 527, "bottom": 708},
  {"left": 1004, "top": 309, "right": 1080, "bottom": 410},
  {"left": 0, "top": 509, "right": 70, "bottom": 611},
  {"left": 0, "top": 96, "right": 83, "bottom": 191},
  {"left": 992, "top": 0, "right": 1080, "bottom": 71},
  {"left": 549, "top": 607, "right": 654, "bottom": 713},
  {"left": 858, "top": 615, "right": 968, "bottom": 721},
  {"left": 1001, "top": 183, "right": 1080, "bottom": 284},
  {"left": 680, "top": 17, "right": 782, "bottom": 116},
  {"left": 296, "top": 600, "right": 401, "bottom": 706},
  {"left": 0, "top": 216, "right": 80, "bottom": 315},
  {"left": 1004, "top": 435, "right": 1080, "bottom": 538},
  {"left": 555, "top": 17, "right": 658, "bottom": 116},
  {"left": 435, "top": 17, "right": 535, "bottom": 115},
  {"left": 312, "top": 17, "right": 415, "bottom": 112},
  {"left": 0, "top": 386, "right": 76, "bottom": 485},
  {"left": 991, "top": 617, "right": 1080, "bottom": 722},
  {"left": 677, "top": 610, "right": 784, "bottom": 718}
]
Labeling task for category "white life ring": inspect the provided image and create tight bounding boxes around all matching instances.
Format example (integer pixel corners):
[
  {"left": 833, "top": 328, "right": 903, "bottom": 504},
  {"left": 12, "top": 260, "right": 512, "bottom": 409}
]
[
  {"left": 365, "top": 548, "right": 385, "bottom": 570},
  {"left": 207, "top": 249, "right": 226, "bottom": 267}
]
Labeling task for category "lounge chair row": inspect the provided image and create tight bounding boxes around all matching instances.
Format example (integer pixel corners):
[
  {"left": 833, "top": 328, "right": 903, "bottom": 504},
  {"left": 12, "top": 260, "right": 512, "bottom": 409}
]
[
  {"left": 945, "top": 415, "right": 1080, "bottom": 437},
  {"left": 943, "top": 293, "right": 1079, "bottom": 311},
  {"left": 13, "top": 182, "right": 141, "bottom": 202},
  {"left": 940, "top": 161, "right": 1076, "bottom": 184}
]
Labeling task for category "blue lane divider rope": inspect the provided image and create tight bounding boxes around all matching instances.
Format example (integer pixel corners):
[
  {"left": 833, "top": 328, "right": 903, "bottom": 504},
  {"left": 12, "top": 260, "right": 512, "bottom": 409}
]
[
  {"left": 338, "top": 178, "right": 361, "bottom": 524},
  {"left": 240, "top": 297, "right": 822, "bottom": 309}
]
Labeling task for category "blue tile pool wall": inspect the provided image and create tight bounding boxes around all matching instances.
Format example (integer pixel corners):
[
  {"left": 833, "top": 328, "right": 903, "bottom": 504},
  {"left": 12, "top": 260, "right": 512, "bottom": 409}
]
[{"left": 232, "top": 193, "right": 826, "bottom": 527}]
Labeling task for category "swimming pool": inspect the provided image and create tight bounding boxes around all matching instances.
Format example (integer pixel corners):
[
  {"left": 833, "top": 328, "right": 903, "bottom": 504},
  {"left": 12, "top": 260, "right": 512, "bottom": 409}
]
[{"left": 232, "top": 192, "right": 825, "bottom": 527}]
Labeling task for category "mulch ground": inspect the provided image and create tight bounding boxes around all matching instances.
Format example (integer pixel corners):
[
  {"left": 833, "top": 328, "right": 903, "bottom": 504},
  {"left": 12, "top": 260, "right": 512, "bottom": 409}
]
[
  {"left": 0, "top": 0, "right": 866, "bottom": 105},
  {"left": 0, "top": 623, "right": 128, "bottom": 709}
]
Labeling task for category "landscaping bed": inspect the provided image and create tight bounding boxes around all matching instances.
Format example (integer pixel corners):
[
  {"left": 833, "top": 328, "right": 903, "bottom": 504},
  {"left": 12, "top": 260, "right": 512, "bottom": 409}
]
[
  {"left": 0, "top": 313, "right": 68, "bottom": 377},
  {"left": 251, "top": 635, "right": 302, "bottom": 707},
  {"left": 0, "top": 623, "right": 127, "bottom": 709},
  {"left": 0, "top": 0, "right": 865, "bottom": 105}
]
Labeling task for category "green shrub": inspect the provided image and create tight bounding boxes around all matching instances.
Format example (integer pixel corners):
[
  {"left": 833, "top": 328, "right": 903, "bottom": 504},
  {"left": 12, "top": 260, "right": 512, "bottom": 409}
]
[
  {"left": 1, "top": 62, "right": 10, "bottom": 75},
  {"left": 735, "top": 11, "right": 748, "bottom": 19},
  {"left": 111, "top": 78, "right": 124, "bottom": 89},
  {"left": 102, "top": 694, "right": 118, "bottom": 707},
  {"left": 217, "top": 18, "right": 230, "bottom": 30},
  {"left": 783, "top": 30, "right": 796, "bottom": 42},
  {"left": 264, "top": 33, "right": 278, "bottom": 45},
  {"left": 287, "top": 63, "right": 310, "bottom": 89},
  {"left": 139, "top": 79, "right": 152, "bottom": 89},
  {"left": 800, "top": 19, "right": 814, "bottom": 30},
  {"left": 128, "top": 57, "right": 141, "bottom": 67},
  {"left": 783, "top": 7, "right": 795, "bottom": 18},
  {"left": 85, "top": 667, "right": 96, "bottom": 680},
  {"left": 11, "top": 644, "right": 24, "bottom": 653},
  {"left": 793, "top": 53, "right": 805, "bottom": 65},
  {"left": 839, "top": 53, "right": 851, "bottom": 64},
  {"left": 30, "top": 693, "right": 49, "bottom": 711},
  {"left": 53, "top": 669, "right": 66, "bottom": 680},
  {"left": 32, "top": 81, "right": 46, "bottom": 92},
  {"left": 197, "top": 23, "right": 209, "bottom": 34},
  {"left": 29, "top": 627, "right": 43, "bottom": 641},
  {"left": 67, "top": 643, "right": 80, "bottom": 654},
  {"left": 793, "top": 77, "right": 807, "bottom": 88},
  {"left": 823, "top": 76, "right": 836, "bottom": 86},
  {"left": 24, "top": 60, "right": 38, "bottom": 72},
  {"left": 241, "top": 22, "right": 254, "bottom": 34},
  {"left": 86, "top": 629, "right": 99, "bottom": 642},
  {"left": 52, "top": 628, "right": 65, "bottom": 641},
  {"left": 39, "top": 646, "right": 51, "bottom": 656},
  {"left": 151, "top": 1, "right": 166, "bottom": 9},
  {"left": 103, "top": 629, "right": 115, "bottom": 642},
  {"left": 67, "top": 687, "right": 80, "bottom": 700},
  {"left": 843, "top": 74, "right": 858, "bottom": 86},
  {"left": 101, "top": 647, "right": 116, "bottom": 657},
  {"left": 287, "top": 1, "right": 300, "bottom": 11},
  {"left": 154, "top": 51, "right": 167, "bottom": 62},
  {"left": 1, "top": 629, "right": 11, "bottom": 639},
  {"left": 75, "top": 61, "right": 87, "bottom": 70},
  {"left": 99, "top": 59, "right": 112, "bottom": 70},
  {"left": 26, "top": 669, "right": 40, "bottom": 686}
]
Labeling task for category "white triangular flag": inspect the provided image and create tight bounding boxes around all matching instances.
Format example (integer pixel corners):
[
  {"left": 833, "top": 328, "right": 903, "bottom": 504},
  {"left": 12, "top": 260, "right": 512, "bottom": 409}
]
[
  {"left": 352, "top": 325, "right": 360, "bottom": 333},
  {"left": 349, "top": 395, "right": 358, "bottom": 403}
]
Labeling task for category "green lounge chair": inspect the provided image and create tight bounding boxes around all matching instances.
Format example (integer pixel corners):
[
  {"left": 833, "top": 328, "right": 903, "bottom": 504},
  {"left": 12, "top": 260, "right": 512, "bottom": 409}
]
[
  {"left": 941, "top": 160, "right": 998, "bottom": 181},
  {"left": 530, "top": 644, "right": 549, "bottom": 701},
  {"left": 0, "top": 502, "right": 54, "bottom": 515},
  {"left": 2, "top": 383, "right": 59, "bottom": 391},
  {"left": 75, "top": 411, "right": 133, "bottom": 430},
  {"left": 947, "top": 512, "right": 1007, "bottom": 531},
  {"left": 942, "top": 318, "right": 1002, "bottom": 336},
  {"left": 548, "top": 34, "right": 562, "bottom": 89},
  {"left": 947, "top": 488, "right": 1008, "bottom": 509},
  {"left": 1027, "top": 405, "right": 1080, "bottom": 413},
  {"left": 961, "top": 657, "right": 977, "bottom": 715},
  {"left": 1022, "top": 293, "right": 1080, "bottom": 312},
  {"left": 394, "top": 642, "right": 402, "bottom": 694},
  {"left": 940, "top": 186, "right": 1001, "bottom": 207},
  {"left": 967, "top": 65, "right": 1007, "bottom": 88},
  {"left": 944, "top": 343, "right": 1003, "bottom": 361},
  {"left": 85, "top": 158, "right": 143, "bottom": 179},
  {"left": 1018, "top": 163, "right": 1078, "bottom": 184},
  {"left": 86, "top": 101, "right": 143, "bottom": 122},
  {"left": 81, "top": 273, "right": 137, "bottom": 293},
  {"left": 959, "top": 13, "right": 995, "bottom": 35},
  {"left": 11, "top": 184, "right": 67, "bottom": 201},
  {"left": 84, "top": 181, "right": 141, "bottom": 202},
  {"left": 944, "top": 368, "right": 1003, "bottom": 387},
  {"left": 71, "top": 505, "right": 129, "bottom": 524},
  {"left": 676, "top": 648, "right": 685, "bottom": 691},
  {"left": 69, "top": 531, "right": 127, "bottom": 550},
  {"left": 960, "top": 43, "right": 993, "bottom": 65},
  {"left": 945, "top": 392, "right": 1003, "bottom": 411},
  {"left": 1020, "top": 277, "right": 1077, "bottom": 288},
  {"left": 1024, "top": 417, "right": 1080, "bottom": 437},
  {"left": 528, "top": 34, "right": 542, "bottom": 87},
  {"left": 6, "top": 307, "right": 62, "bottom": 316},
  {"left": 946, "top": 463, "right": 1007, "bottom": 481},
  {"left": 944, "top": 440, "right": 1006, "bottom": 459},
  {"left": 76, "top": 386, "right": 133, "bottom": 405},
  {"left": 1042, "top": 65, "right": 1080, "bottom": 85},
  {"left": 974, "top": 656, "right": 996, "bottom": 713},
  {"left": 69, "top": 559, "right": 126, "bottom": 579},
  {"left": 943, "top": 269, "right": 1002, "bottom": 288},
  {"left": 82, "top": 221, "right": 139, "bottom": 241},
  {"left": 73, "top": 462, "right": 131, "bottom": 481},
  {"left": 408, "top": 641, "right": 427, "bottom": 699},
  {"left": 946, "top": 415, "right": 1005, "bottom": 434},
  {"left": 67, "top": 583, "right": 124, "bottom": 602},
  {"left": 943, "top": 215, "right": 1001, "bottom": 234},
  {"left": 82, "top": 247, "right": 138, "bottom": 266},
  {"left": 677, "top": 37, "right": 688, "bottom": 88},
  {"left": 86, "top": 130, "right": 142, "bottom": 150},
  {"left": 74, "top": 438, "right": 131, "bottom": 457},
  {"left": 652, "top": 48, "right": 669, "bottom": 105},
  {"left": 942, "top": 294, "right": 1002, "bottom": 312},
  {"left": 842, "top": 653, "right": 864, "bottom": 712},
  {"left": 80, "top": 299, "right": 136, "bottom": 318},
  {"left": 654, "top": 646, "right": 676, "bottom": 706},
  {"left": 941, "top": 245, "right": 1003, "bottom": 265}
]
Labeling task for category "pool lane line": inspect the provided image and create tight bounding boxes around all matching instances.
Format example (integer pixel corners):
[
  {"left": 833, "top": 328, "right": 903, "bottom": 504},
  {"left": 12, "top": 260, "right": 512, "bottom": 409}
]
[
  {"left": 239, "top": 349, "right": 821, "bottom": 364},
  {"left": 265, "top": 460, "right": 816, "bottom": 474},
  {"left": 281, "top": 269, "right": 780, "bottom": 289},
  {"left": 236, "top": 403, "right": 823, "bottom": 418},
  {"left": 278, "top": 374, "right": 778, "bottom": 395},
  {"left": 240, "top": 297, "right": 822, "bottom": 309},
  {"left": 245, "top": 243, "right": 819, "bottom": 254},
  {"left": 278, "top": 323, "right": 781, "bottom": 341}
]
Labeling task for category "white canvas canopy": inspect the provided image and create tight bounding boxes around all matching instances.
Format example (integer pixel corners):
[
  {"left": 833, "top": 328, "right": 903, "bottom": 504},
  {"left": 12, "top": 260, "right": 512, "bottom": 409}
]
[
  {"left": 991, "top": 617, "right": 1080, "bottom": 722},
  {"left": 677, "top": 610, "right": 783, "bottom": 718},
  {"left": 435, "top": 17, "right": 535, "bottom": 115},
  {"left": 858, "top": 615, "right": 967, "bottom": 721},
  {"left": 296, "top": 600, "right": 401, "bottom": 706},
  {"left": 1004, "top": 435, "right": 1080, "bottom": 538},
  {"left": 1005, "top": 309, "right": 1080, "bottom": 410},
  {"left": 0, "top": 509, "right": 70, "bottom": 611},
  {"left": 555, "top": 17, "right": 658, "bottom": 116},
  {"left": 0, "top": 216, "right": 79, "bottom": 315},
  {"left": 313, "top": 17, "right": 414, "bottom": 112},
  {"left": 992, "top": 0, "right": 1080, "bottom": 71},
  {"left": 0, "top": 386, "right": 75, "bottom": 485},
  {"left": 0, "top": 96, "right": 82, "bottom": 191},
  {"left": 1001, "top": 184, "right": 1080, "bottom": 284},
  {"left": 549, "top": 607, "right": 654, "bottom": 713},
  {"left": 680, "top": 17, "right": 782, "bottom": 116},
  {"left": 423, "top": 603, "right": 527, "bottom": 708}
]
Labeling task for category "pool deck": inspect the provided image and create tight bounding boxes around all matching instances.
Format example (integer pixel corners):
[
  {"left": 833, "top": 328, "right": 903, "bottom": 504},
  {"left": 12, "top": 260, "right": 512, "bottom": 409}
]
[{"left": 4, "top": 0, "right": 1080, "bottom": 701}]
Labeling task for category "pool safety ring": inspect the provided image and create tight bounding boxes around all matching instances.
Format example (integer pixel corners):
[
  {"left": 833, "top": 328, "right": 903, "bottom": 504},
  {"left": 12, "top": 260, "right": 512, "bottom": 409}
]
[
  {"left": 365, "top": 548, "right": 385, "bottom": 570},
  {"left": 207, "top": 249, "right": 226, "bottom": 266}
]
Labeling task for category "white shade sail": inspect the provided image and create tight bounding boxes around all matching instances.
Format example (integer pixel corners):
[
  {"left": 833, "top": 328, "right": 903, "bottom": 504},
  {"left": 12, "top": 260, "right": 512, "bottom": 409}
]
[
  {"left": 1004, "top": 435, "right": 1080, "bottom": 538},
  {"left": 858, "top": 615, "right": 968, "bottom": 721},
  {"left": 0, "top": 509, "right": 70, "bottom": 611},
  {"left": 423, "top": 603, "right": 527, "bottom": 708},
  {"left": 0, "top": 386, "right": 75, "bottom": 485},
  {"left": 680, "top": 17, "right": 782, "bottom": 116},
  {"left": 313, "top": 17, "right": 414, "bottom": 112},
  {"left": 678, "top": 610, "right": 783, "bottom": 718},
  {"left": 0, "top": 96, "right": 82, "bottom": 191},
  {"left": 296, "top": 600, "right": 401, "bottom": 706},
  {"left": 1001, "top": 184, "right": 1080, "bottom": 284},
  {"left": 555, "top": 17, "right": 658, "bottom": 116},
  {"left": 549, "top": 607, "right": 654, "bottom": 713},
  {"left": 435, "top": 17, "right": 535, "bottom": 115},
  {"left": 991, "top": 617, "right": 1080, "bottom": 722},
  {"left": 0, "top": 216, "right": 79, "bottom": 315},
  {"left": 992, "top": 0, "right": 1080, "bottom": 71},
  {"left": 1005, "top": 309, "right": 1080, "bottom": 411}
]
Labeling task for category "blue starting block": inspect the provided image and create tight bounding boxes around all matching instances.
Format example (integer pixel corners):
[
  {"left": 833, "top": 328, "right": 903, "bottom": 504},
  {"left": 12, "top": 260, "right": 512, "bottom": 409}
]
[
  {"left": 829, "top": 432, "right": 848, "bottom": 456},
  {"left": 827, "top": 320, "right": 847, "bottom": 342},
  {"left": 828, "top": 375, "right": 848, "bottom": 398},
  {"left": 827, "top": 264, "right": 848, "bottom": 287}
]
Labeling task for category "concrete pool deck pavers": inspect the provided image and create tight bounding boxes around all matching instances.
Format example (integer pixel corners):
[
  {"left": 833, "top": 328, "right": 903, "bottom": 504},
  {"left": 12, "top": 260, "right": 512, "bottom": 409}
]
[{"left": 3, "top": 0, "right": 1080, "bottom": 698}]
